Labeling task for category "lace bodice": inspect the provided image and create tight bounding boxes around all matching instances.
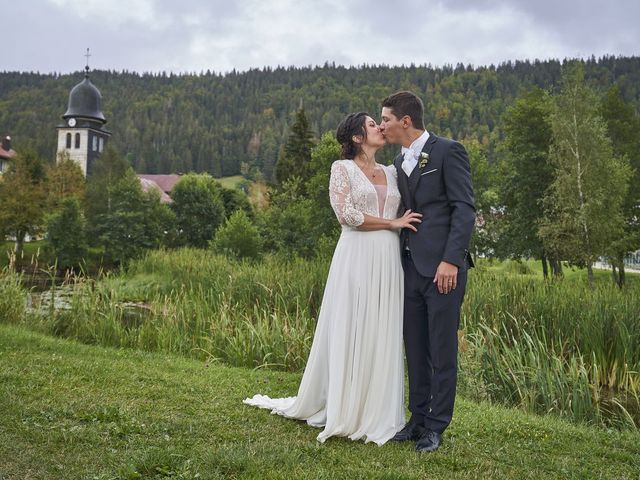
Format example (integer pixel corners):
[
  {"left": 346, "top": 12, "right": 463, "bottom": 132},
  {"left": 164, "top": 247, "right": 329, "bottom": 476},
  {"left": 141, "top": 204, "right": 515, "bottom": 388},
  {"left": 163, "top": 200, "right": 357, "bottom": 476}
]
[{"left": 329, "top": 160, "right": 402, "bottom": 228}]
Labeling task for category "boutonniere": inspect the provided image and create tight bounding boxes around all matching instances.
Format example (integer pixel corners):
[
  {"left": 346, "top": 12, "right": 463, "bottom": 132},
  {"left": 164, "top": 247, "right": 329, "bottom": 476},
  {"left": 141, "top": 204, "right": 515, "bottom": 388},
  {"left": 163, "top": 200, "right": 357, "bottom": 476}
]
[{"left": 419, "top": 152, "right": 430, "bottom": 169}]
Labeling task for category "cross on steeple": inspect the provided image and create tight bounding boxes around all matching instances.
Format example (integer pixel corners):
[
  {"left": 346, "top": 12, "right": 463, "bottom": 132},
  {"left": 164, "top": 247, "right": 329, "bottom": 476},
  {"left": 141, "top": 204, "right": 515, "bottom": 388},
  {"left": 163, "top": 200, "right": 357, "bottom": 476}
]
[{"left": 84, "top": 48, "right": 91, "bottom": 74}]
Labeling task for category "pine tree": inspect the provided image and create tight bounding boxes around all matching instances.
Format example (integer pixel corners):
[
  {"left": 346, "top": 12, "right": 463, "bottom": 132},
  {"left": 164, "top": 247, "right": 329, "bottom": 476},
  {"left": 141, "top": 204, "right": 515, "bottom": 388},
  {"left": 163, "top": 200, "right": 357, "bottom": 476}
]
[{"left": 275, "top": 108, "right": 315, "bottom": 184}]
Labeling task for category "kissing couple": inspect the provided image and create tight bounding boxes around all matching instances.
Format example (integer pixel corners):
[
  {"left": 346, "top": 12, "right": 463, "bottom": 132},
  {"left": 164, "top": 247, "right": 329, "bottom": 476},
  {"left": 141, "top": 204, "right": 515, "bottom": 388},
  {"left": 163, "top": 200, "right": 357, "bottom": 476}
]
[{"left": 245, "top": 91, "right": 475, "bottom": 453}]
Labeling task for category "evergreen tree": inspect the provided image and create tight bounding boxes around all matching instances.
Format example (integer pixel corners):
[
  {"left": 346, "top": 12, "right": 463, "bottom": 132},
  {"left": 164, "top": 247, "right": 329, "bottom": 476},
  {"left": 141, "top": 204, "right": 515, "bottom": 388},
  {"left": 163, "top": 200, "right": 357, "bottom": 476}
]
[
  {"left": 275, "top": 108, "right": 315, "bottom": 184},
  {"left": 539, "top": 64, "right": 632, "bottom": 286},
  {"left": 2, "top": 58, "right": 640, "bottom": 181}
]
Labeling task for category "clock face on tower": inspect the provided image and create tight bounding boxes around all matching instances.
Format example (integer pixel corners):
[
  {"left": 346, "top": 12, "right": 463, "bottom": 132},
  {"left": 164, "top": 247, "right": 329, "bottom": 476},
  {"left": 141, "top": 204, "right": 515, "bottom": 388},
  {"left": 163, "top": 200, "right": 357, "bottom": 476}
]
[{"left": 68, "top": 118, "right": 76, "bottom": 127}]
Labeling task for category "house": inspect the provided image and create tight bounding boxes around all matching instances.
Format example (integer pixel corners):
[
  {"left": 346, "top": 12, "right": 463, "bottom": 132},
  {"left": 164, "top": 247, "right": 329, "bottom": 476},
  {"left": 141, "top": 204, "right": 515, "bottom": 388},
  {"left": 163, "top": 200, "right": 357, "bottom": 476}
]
[
  {"left": 137, "top": 174, "right": 182, "bottom": 204},
  {"left": 0, "top": 135, "right": 17, "bottom": 174}
]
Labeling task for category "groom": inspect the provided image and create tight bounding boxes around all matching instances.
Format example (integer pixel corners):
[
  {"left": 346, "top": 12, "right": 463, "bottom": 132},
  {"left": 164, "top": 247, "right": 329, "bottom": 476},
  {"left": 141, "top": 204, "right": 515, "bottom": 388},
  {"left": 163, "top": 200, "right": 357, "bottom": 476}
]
[{"left": 380, "top": 91, "right": 475, "bottom": 453}]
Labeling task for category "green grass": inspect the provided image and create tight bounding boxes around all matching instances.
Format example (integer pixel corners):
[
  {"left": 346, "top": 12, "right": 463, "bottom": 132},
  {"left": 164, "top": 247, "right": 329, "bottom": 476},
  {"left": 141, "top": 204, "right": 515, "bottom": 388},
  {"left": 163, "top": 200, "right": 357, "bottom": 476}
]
[
  {"left": 5, "top": 248, "right": 640, "bottom": 430},
  {"left": 215, "top": 175, "right": 246, "bottom": 189},
  {"left": 0, "top": 240, "right": 107, "bottom": 274},
  {"left": 0, "top": 240, "right": 50, "bottom": 268},
  {"left": 214, "top": 175, "right": 268, "bottom": 209},
  {"left": 1, "top": 323, "right": 639, "bottom": 480},
  {"left": 481, "top": 258, "right": 640, "bottom": 286}
]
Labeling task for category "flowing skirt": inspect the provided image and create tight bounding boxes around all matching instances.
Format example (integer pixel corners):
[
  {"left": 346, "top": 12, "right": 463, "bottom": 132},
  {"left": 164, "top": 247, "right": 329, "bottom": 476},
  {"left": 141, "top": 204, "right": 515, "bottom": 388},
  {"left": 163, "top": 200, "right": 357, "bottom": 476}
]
[{"left": 243, "top": 229, "right": 405, "bottom": 445}]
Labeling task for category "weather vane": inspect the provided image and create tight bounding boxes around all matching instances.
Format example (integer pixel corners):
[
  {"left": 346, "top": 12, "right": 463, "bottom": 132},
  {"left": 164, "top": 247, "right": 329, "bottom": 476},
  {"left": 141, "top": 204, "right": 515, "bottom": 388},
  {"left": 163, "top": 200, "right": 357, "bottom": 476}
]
[{"left": 84, "top": 48, "right": 91, "bottom": 73}]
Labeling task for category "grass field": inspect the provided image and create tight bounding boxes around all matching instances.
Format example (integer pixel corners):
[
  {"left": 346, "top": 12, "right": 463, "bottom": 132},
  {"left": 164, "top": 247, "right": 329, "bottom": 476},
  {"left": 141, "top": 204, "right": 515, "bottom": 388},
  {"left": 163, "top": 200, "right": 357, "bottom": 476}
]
[
  {"left": 215, "top": 175, "right": 246, "bottom": 189},
  {"left": 3, "top": 248, "right": 639, "bottom": 430},
  {"left": 214, "top": 175, "right": 268, "bottom": 209},
  {"left": 1, "top": 323, "right": 639, "bottom": 479}
]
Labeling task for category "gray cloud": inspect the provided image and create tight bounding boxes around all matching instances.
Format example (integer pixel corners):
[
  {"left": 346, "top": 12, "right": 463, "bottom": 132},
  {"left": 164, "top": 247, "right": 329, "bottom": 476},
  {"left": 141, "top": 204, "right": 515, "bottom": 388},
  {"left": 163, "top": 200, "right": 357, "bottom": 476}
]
[
  {"left": 2, "top": 0, "right": 638, "bottom": 74},
  {"left": 442, "top": 0, "right": 640, "bottom": 59}
]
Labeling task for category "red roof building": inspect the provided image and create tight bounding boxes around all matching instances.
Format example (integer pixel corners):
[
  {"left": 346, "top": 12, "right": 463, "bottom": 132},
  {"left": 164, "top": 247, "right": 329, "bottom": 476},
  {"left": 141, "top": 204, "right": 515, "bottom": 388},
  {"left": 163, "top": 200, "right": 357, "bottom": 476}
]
[{"left": 137, "top": 174, "right": 182, "bottom": 204}]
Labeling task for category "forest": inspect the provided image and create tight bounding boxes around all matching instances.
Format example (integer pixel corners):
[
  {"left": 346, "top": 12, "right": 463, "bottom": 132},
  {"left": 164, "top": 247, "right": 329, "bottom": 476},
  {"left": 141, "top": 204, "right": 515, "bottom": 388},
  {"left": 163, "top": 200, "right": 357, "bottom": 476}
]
[{"left": 1, "top": 56, "right": 639, "bottom": 180}]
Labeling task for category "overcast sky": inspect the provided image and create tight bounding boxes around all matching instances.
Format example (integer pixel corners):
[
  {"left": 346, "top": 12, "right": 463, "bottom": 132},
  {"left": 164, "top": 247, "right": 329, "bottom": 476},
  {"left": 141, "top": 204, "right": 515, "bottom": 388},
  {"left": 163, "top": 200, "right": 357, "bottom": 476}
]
[{"left": 3, "top": 0, "right": 639, "bottom": 74}]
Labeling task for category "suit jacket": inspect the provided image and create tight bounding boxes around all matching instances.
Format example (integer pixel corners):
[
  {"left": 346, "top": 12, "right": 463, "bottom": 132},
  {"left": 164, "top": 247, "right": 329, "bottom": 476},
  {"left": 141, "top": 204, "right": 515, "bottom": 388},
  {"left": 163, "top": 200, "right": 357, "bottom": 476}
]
[{"left": 394, "top": 133, "right": 476, "bottom": 278}]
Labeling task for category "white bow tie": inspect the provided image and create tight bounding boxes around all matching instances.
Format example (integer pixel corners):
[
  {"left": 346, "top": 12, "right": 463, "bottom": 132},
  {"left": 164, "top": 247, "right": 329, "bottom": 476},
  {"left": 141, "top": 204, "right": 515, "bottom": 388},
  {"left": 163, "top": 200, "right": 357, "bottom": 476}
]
[{"left": 401, "top": 148, "right": 420, "bottom": 176}]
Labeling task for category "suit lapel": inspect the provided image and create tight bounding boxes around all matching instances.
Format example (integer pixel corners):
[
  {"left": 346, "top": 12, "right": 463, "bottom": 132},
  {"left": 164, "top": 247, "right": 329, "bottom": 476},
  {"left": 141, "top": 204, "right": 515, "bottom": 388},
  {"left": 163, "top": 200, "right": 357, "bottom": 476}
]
[
  {"left": 394, "top": 153, "right": 412, "bottom": 207},
  {"left": 408, "top": 134, "right": 438, "bottom": 197}
]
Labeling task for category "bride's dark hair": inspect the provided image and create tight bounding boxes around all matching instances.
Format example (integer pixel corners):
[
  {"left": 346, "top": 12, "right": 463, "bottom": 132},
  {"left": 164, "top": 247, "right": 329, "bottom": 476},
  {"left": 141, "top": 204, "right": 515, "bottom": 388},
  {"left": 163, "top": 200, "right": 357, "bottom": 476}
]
[{"left": 336, "top": 112, "right": 369, "bottom": 159}]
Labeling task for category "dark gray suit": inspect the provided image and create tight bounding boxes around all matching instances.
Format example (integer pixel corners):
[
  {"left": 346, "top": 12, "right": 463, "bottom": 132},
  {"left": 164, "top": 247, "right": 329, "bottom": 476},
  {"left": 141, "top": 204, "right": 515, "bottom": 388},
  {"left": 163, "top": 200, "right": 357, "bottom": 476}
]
[{"left": 394, "top": 133, "right": 475, "bottom": 434}]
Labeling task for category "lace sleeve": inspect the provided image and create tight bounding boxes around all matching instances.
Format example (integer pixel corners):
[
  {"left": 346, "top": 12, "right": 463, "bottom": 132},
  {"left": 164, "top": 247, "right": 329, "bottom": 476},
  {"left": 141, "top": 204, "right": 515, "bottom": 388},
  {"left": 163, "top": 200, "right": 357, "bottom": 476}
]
[{"left": 329, "top": 161, "right": 365, "bottom": 227}]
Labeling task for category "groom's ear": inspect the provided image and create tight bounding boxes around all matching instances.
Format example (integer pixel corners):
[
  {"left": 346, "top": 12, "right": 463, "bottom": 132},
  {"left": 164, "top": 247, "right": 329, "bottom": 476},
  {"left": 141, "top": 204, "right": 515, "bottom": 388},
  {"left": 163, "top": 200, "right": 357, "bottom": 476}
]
[{"left": 401, "top": 115, "right": 413, "bottom": 129}]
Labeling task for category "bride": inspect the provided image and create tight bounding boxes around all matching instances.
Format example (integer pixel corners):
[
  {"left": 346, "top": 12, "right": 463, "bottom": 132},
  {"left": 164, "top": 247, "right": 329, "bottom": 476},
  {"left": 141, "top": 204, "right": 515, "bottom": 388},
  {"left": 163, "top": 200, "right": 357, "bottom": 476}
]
[{"left": 243, "top": 112, "right": 421, "bottom": 445}]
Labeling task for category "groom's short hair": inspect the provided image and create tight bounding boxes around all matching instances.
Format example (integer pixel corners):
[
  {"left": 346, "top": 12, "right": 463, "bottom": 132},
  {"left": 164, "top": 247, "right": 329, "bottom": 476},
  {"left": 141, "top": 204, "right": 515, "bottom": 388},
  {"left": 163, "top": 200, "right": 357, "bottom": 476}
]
[{"left": 382, "top": 91, "right": 425, "bottom": 130}]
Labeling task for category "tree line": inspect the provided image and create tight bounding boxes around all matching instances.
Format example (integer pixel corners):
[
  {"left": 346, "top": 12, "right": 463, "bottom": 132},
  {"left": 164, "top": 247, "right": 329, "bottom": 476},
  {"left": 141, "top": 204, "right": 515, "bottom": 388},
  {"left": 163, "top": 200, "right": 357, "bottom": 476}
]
[
  {"left": 1, "top": 56, "right": 639, "bottom": 182},
  {"left": 0, "top": 60, "right": 638, "bottom": 287}
]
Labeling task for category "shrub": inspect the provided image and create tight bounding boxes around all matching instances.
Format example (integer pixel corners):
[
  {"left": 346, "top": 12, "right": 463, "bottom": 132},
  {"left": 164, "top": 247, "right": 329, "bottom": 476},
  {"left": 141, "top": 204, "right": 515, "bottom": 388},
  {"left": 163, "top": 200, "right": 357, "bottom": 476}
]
[{"left": 210, "top": 210, "right": 262, "bottom": 261}]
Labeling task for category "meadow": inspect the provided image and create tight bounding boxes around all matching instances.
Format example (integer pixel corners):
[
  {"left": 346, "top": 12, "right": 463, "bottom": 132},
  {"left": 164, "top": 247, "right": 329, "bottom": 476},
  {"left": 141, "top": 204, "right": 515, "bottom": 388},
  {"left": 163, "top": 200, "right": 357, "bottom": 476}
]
[
  {"left": 1, "top": 323, "right": 639, "bottom": 479},
  {"left": 2, "top": 248, "right": 639, "bottom": 431}
]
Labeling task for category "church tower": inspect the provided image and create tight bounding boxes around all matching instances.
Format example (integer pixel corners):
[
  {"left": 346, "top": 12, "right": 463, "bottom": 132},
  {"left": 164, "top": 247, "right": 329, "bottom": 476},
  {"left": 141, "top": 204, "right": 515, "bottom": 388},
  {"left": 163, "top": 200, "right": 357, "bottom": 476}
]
[{"left": 56, "top": 50, "right": 111, "bottom": 176}]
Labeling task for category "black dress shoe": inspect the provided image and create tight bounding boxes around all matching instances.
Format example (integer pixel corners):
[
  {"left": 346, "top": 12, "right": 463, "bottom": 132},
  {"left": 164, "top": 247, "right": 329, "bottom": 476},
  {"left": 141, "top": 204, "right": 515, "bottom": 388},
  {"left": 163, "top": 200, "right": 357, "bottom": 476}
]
[
  {"left": 391, "top": 422, "right": 425, "bottom": 442},
  {"left": 415, "top": 429, "right": 441, "bottom": 453}
]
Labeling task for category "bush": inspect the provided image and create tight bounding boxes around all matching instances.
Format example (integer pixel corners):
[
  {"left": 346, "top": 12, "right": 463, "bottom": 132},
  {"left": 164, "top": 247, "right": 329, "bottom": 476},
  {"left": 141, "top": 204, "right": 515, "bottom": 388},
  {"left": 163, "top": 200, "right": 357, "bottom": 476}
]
[
  {"left": 502, "top": 259, "right": 534, "bottom": 275},
  {"left": 210, "top": 210, "right": 262, "bottom": 261},
  {"left": 259, "top": 177, "right": 319, "bottom": 258}
]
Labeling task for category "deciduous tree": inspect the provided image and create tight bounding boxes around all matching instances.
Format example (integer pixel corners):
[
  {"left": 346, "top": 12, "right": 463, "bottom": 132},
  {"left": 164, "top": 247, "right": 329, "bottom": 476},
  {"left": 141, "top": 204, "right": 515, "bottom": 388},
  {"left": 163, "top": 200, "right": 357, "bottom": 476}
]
[{"left": 539, "top": 64, "right": 632, "bottom": 286}]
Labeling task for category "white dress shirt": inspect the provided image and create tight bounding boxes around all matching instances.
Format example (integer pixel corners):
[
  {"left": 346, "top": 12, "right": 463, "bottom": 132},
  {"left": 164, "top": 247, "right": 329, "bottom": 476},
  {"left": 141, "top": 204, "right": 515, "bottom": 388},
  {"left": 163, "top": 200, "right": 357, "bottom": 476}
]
[{"left": 401, "top": 130, "right": 430, "bottom": 177}]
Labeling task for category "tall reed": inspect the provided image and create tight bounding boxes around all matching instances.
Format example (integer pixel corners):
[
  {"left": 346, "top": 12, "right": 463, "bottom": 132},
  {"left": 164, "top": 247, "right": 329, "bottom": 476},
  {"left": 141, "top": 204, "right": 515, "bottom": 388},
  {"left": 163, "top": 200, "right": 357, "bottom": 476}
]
[
  {"left": 6, "top": 249, "right": 639, "bottom": 429},
  {"left": 0, "top": 270, "right": 26, "bottom": 324}
]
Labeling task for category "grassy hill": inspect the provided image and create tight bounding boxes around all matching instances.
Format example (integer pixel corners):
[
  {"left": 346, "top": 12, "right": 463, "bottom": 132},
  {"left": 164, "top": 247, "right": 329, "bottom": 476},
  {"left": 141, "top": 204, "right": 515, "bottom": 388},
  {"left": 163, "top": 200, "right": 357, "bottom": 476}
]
[{"left": 1, "top": 324, "right": 638, "bottom": 479}]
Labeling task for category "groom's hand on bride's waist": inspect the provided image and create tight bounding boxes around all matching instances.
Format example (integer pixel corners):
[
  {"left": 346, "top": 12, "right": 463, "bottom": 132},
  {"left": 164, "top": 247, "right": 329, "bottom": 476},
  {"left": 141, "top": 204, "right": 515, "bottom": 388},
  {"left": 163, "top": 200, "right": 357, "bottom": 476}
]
[{"left": 434, "top": 261, "right": 458, "bottom": 294}]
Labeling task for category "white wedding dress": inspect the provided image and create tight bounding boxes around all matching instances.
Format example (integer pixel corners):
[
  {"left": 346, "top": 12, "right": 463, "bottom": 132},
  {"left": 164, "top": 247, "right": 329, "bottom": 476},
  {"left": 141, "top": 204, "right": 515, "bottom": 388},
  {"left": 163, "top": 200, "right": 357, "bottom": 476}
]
[{"left": 243, "top": 160, "right": 405, "bottom": 445}]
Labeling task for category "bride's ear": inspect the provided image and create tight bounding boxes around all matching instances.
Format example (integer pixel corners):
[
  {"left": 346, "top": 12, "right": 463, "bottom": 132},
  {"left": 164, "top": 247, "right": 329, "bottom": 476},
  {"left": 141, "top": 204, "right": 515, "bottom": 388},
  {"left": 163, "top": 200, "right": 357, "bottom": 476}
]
[{"left": 352, "top": 135, "right": 362, "bottom": 144}]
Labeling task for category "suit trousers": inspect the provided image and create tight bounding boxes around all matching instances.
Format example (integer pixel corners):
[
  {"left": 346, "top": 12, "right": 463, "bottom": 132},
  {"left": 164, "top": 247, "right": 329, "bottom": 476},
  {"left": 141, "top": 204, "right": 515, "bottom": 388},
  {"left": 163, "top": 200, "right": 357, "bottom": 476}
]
[{"left": 402, "top": 251, "right": 467, "bottom": 434}]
